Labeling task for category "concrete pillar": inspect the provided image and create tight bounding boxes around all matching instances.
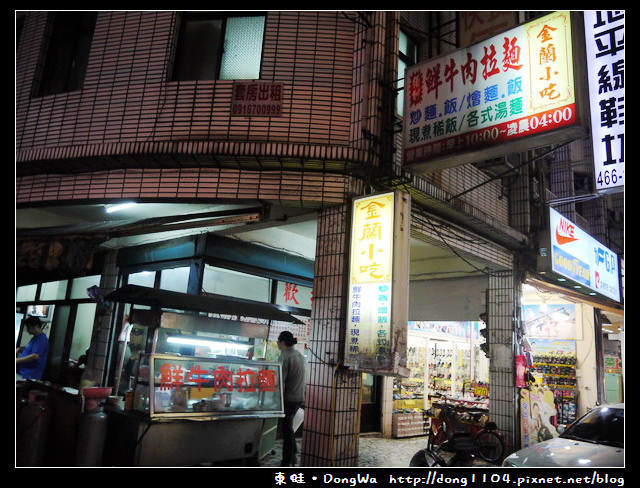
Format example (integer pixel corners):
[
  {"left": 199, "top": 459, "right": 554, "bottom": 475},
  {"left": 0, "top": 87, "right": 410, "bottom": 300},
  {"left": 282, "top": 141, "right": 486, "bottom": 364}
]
[
  {"left": 301, "top": 204, "right": 362, "bottom": 467},
  {"left": 80, "top": 249, "right": 120, "bottom": 388}
]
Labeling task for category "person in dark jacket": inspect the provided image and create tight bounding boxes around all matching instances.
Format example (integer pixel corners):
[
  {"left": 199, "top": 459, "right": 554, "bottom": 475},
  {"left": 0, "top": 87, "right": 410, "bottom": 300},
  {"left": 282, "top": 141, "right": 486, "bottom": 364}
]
[{"left": 278, "top": 331, "right": 306, "bottom": 466}]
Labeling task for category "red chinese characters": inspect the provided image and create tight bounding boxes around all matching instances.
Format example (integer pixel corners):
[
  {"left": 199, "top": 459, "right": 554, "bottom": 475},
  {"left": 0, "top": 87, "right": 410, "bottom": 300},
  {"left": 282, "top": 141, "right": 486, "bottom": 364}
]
[
  {"left": 502, "top": 37, "right": 523, "bottom": 71},
  {"left": 213, "top": 365, "right": 234, "bottom": 391},
  {"left": 258, "top": 369, "right": 277, "bottom": 392},
  {"left": 408, "top": 36, "right": 524, "bottom": 108},
  {"left": 283, "top": 282, "right": 300, "bottom": 305},
  {"left": 403, "top": 11, "right": 576, "bottom": 168},
  {"left": 185, "top": 364, "right": 209, "bottom": 390},
  {"left": 157, "top": 362, "right": 278, "bottom": 393},
  {"left": 159, "top": 362, "right": 185, "bottom": 390}
]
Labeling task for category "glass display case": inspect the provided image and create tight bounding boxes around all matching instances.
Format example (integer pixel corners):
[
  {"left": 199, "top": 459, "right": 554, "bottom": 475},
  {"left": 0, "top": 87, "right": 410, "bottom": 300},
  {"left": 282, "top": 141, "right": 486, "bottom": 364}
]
[
  {"left": 103, "top": 285, "right": 301, "bottom": 466},
  {"left": 115, "top": 308, "right": 273, "bottom": 396},
  {"left": 134, "top": 354, "right": 283, "bottom": 420}
]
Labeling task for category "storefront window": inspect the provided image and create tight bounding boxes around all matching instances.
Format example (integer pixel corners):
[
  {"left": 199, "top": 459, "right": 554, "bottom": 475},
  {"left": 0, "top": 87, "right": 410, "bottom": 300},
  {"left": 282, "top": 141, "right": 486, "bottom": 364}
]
[
  {"left": 40, "top": 280, "right": 68, "bottom": 300},
  {"left": 16, "top": 306, "right": 54, "bottom": 349},
  {"left": 64, "top": 302, "right": 96, "bottom": 388},
  {"left": 15, "top": 313, "right": 23, "bottom": 346},
  {"left": 406, "top": 321, "right": 489, "bottom": 405},
  {"left": 128, "top": 270, "right": 156, "bottom": 288},
  {"left": 46, "top": 305, "right": 71, "bottom": 381},
  {"left": 15, "top": 277, "right": 97, "bottom": 386},
  {"left": 70, "top": 275, "right": 100, "bottom": 299},
  {"left": 138, "top": 355, "right": 282, "bottom": 419},
  {"left": 275, "top": 281, "right": 312, "bottom": 309},
  {"left": 70, "top": 303, "right": 96, "bottom": 360},
  {"left": 392, "top": 321, "right": 490, "bottom": 438},
  {"left": 159, "top": 266, "right": 190, "bottom": 293},
  {"left": 16, "top": 284, "right": 37, "bottom": 302},
  {"left": 520, "top": 296, "right": 580, "bottom": 432},
  {"left": 202, "top": 265, "right": 271, "bottom": 302},
  {"left": 116, "top": 322, "right": 151, "bottom": 396}
]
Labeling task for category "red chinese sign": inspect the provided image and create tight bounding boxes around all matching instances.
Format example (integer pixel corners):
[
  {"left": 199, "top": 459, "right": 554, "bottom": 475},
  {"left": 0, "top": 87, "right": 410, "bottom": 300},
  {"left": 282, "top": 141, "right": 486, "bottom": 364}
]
[
  {"left": 231, "top": 81, "right": 283, "bottom": 117},
  {"left": 283, "top": 282, "right": 300, "bottom": 305},
  {"left": 158, "top": 362, "right": 277, "bottom": 393},
  {"left": 404, "top": 11, "right": 576, "bottom": 169}
]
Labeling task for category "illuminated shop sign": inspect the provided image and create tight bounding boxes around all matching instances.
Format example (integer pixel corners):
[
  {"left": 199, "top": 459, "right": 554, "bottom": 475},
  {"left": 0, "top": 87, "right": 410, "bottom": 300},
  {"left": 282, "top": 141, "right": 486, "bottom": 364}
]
[
  {"left": 548, "top": 207, "right": 620, "bottom": 302},
  {"left": 404, "top": 11, "right": 581, "bottom": 172},
  {"left": 584, "top": 11, "right": 625, "bottom": 193},
  {"left": 345, "top": 191, "right": 410, "bottom": 374},
  {"left": 146, "top": 355, "right": 283, "bottom": 419}
]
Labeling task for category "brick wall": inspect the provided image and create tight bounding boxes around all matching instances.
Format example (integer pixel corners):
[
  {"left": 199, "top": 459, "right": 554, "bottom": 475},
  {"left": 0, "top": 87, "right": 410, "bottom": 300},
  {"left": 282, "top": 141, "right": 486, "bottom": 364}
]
[{"left": 16, "top": 11, "right": 359, "bottom": 168}]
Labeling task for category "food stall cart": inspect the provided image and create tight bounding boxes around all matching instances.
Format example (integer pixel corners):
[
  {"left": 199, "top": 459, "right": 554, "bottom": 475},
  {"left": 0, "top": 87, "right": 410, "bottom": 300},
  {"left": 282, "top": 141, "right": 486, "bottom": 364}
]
[{"left": 103, "top": 285, "right": 302, "bottom": 467}]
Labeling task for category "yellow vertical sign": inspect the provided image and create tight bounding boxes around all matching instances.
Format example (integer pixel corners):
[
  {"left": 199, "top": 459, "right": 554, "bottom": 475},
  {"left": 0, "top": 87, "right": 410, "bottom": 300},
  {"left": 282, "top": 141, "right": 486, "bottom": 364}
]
[
  {"left": 350, "top": 192, "right": 394, "bottom": 284},
  {"left": 345, "top": 192, "right": 395, "bottom": 370},
  {"left": 526, "top": 11, "right": 574, "bottom": 113}
]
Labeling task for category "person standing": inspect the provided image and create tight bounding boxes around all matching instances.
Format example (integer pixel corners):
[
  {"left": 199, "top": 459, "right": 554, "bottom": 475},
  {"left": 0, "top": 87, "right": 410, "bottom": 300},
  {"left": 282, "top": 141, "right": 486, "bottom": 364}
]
[
  {"left": 16, "top": 316, "right": 49, "bottom": 381},
  {"left": 277, "top": 331, "right": 306, "bottom": 466}
]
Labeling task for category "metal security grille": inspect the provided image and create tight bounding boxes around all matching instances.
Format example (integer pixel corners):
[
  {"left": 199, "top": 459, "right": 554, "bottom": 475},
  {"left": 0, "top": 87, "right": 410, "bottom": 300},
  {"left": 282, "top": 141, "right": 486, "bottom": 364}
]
[{"left": 487, "top": 270, "right": 519, "bottom": 455}]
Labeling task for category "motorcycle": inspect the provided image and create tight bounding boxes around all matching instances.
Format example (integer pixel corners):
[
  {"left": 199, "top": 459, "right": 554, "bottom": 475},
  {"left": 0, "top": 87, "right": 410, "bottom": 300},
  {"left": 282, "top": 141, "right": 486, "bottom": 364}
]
[{"left": 410, "top": 397, "right": 505, "bottom": 467}]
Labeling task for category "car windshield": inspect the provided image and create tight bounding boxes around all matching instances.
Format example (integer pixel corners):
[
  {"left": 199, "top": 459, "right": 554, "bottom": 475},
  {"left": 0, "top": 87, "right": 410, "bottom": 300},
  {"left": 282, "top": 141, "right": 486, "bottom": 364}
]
[{"left": 561, "top": 406, "right": 624, "bottom": 448}]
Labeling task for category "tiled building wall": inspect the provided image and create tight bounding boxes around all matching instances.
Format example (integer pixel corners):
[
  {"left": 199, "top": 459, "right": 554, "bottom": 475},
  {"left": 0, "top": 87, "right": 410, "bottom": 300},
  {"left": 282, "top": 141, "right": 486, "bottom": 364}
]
[
  {"left": 15, "top": 167, "right": 354, "bottom": 208},
  {"left": 17, "top": 11, "right": 510, "bottom": 238},
  {"left": 16, "top": 11, "right": 360, "bottom": 167},
  {"left": 607, "top": 193, "right": 624, "bottom": 255},
  {"left": 425, "top": 165, "right": 510, "bottom": 226}
]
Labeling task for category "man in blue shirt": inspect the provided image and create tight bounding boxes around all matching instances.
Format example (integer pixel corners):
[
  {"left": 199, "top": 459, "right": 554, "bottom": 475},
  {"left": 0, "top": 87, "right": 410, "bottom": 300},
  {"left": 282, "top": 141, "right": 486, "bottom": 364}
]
[{"left": 16, "top": 316, "right": 49, "bottom": 380}]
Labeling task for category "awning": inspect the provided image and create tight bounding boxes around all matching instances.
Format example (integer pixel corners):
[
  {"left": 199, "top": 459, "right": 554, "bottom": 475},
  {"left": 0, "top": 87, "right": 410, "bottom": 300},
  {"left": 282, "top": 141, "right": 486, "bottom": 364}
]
[
  {"left": 106, "top": 284, "right": 303, "bottom": 324},
  {"left": 525, "top": 274, "right": 624, "bottom": 316}
]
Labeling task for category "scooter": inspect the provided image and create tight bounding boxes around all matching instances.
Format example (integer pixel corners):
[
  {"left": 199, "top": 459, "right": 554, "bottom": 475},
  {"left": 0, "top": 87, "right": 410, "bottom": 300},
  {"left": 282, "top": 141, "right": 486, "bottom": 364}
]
[
  {"left": 410, "top": 430, "right": 503, "bottom": 467},
  {"left": 410, "top": 399, "right": 505, "bottom": 467}
]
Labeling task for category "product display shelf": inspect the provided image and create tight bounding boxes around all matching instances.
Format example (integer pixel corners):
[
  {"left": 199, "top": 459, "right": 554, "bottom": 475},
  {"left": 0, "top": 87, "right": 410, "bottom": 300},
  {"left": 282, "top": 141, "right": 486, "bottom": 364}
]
[
  {"left": 392, "top": 374, "right": 428, "bottom": 438},
  {"left": 532, "top": 360, "right": 576, "bottom": 389},
  {"left": 427, "top": 343, "right": 455, "bottom": 396},
  {"left": 531, "top": 355, "right": 578, "bottom": 425}
]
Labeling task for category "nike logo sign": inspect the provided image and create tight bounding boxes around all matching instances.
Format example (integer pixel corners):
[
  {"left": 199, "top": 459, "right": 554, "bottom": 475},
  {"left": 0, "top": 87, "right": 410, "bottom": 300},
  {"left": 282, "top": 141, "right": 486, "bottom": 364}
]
[{"left": 556, "top": 228, "right": 578, "bottom": 245}]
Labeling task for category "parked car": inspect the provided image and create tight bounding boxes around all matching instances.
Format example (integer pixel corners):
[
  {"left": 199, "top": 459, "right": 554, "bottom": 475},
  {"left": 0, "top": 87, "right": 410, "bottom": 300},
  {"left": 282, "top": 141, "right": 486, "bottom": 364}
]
[{"left": 502, "top": 404, "right": 624, "bottom": 467}]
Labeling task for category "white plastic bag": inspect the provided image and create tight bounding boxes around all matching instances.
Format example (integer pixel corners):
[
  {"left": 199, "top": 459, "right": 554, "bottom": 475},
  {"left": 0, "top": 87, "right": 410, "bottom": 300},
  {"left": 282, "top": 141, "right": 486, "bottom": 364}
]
[{"left": 293, "top": 408, "right": 304, "bottom": 433}]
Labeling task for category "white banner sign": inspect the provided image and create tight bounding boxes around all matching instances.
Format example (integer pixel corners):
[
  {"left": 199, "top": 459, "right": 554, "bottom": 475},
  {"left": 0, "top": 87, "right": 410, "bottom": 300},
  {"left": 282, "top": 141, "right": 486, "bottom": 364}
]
[
  {"left": 550, "top": 207, "right": 620, "bottom": 302},
  {"left": 584, "top": 11, "right": 625, "bottom": 193}
]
